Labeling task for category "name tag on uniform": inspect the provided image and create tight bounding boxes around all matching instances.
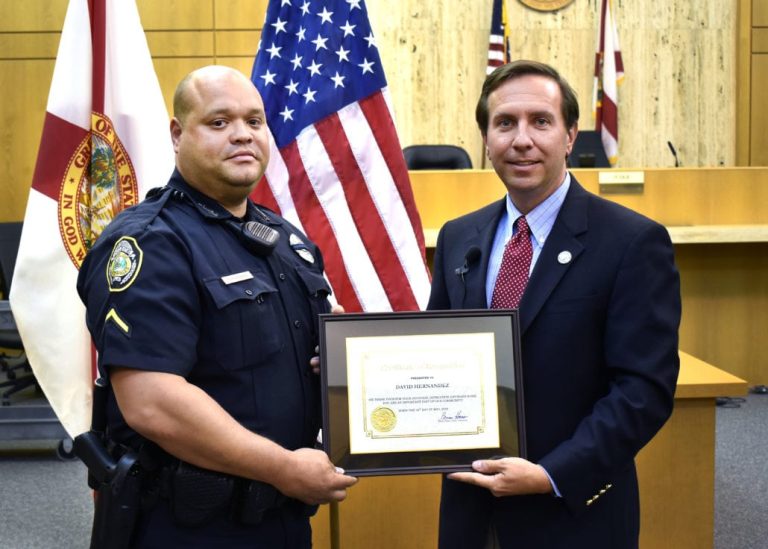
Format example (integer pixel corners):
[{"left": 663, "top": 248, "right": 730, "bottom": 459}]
[{"left": 221, "top": 271, "right": 254, "bottom": 285}]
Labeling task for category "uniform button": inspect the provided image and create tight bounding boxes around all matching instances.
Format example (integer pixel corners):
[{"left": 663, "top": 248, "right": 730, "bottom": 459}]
[
  {"left": 245, "top": 289, "right": 253, "bottom": 296},
  {"left": 294, "top": 320, "right": 302, "bottom": 328},
  {"left": 279, "top": 273, "right": 286, "bottom": 281}
]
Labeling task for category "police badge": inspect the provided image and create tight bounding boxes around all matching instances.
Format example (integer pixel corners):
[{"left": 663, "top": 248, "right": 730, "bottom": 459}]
[{"left": 106, "top": 236, "right": 143, "bottom": 292}]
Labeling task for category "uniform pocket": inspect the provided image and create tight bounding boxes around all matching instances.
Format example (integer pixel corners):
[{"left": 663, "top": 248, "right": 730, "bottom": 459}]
[
  {"left": 294, "top": 266, "right": 331, "bottom": 337},
  {"left": 295, "top": 266, "right": 331, "bottom": 299},
  {"left": 202, "top": 275, "right": 284, "bottom": 369}
]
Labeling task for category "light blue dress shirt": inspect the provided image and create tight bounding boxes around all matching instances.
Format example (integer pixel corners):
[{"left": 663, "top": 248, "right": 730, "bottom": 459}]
[{"left": 485, "top": 173, "right": 571, "bottom": 307}]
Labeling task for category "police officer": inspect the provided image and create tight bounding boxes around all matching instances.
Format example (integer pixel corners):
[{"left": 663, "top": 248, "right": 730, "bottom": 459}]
[{"left": 77, "top": 65, "right": 357, "bottom": 547}]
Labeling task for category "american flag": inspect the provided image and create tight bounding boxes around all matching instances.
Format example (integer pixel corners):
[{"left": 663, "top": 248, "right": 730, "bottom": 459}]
[
  {"left": 251, "top": 0, "right": 430, "bottom": 313},
  {"left": 593, "top": 0, "right": 624, "bottom": 166},
  {"left": 487, "top": 0, "right": 510, "bottom": 75}
]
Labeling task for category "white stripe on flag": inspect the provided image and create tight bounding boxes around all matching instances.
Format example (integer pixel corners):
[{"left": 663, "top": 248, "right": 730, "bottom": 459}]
[
  {"left": 264, "top": 132, "right": 304, "bottom": 233},
  {"left": 295, "top": 124, "right": 390, "bottom": 311},
  {"left": 337, "top": 103, "right": 431, "bottom": 310},
  {"left": 603, "top": 7, "right": 620, "bottom": 103},
  {"left": 601, "top": 129, "right": 618, "bottom": 160},
  {"left": 488, "top": 51, "right": 505, "bottom": 62},
  {"left": 262, "top": 132, "right": 340, "bottom": 305}
]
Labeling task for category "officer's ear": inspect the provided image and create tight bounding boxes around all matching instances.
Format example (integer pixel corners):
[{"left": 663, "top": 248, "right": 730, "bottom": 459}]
[{"left": 170, "top": 118, "right": 183, "bottom": 153}]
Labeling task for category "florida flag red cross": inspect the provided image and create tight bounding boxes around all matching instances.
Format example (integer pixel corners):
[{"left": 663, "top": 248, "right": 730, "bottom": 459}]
[
  {"left": 10, "top": 0, "right": 173, "bottom": 437},
  {"left": 593, "top": 0, "right": 624, "bottom": 166},
  {"left": 250, "top": 0, "right": 431, "bottom": 313}
]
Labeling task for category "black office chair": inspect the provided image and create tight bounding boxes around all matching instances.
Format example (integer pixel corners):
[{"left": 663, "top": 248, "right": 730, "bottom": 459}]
[
  {"left": 0, "top": 222, "right": 37, "bottom": 405},
  {"left": 567, "top": 130, "right": 611, "bottom": 168},
  {"left": 403, "top": 145, "right": 473, "bottom": 170}
]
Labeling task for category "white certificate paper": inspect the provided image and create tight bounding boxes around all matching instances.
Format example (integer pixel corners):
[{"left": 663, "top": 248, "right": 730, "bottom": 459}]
[{"left": 346, "top": 332, "right": 500, "bottom": 455}]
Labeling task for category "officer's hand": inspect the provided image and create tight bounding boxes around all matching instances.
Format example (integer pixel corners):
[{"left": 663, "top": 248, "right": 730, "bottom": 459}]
[
  {"left": 447, "top": 457, "right": 552, "bottom": 497},
  {"left": 277, "top": 447, "right": 358, "bottom": 504},
  {"left": 309, "top": 304, "right": 346, "bottom": 375}
]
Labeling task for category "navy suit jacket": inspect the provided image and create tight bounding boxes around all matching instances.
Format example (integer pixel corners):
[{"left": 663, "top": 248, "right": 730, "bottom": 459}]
[{"left": 428, "top": 178, "right": 681, "bottom": 549}]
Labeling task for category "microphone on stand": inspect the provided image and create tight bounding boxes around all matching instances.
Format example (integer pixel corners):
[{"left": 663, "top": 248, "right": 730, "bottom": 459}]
[{"left": 667, "top": 141, "right": 680, "bottom": 168}]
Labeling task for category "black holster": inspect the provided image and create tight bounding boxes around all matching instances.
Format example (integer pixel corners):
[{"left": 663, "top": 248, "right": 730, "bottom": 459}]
[
  {"left": 74, "top": 379, "right": 144, "bottom": 549},
  {"left": 74, "top": 432, "right": 143, "bottom": 549},
  {"left": 90, "top": 452, "right": 142, "bottom": 549}
]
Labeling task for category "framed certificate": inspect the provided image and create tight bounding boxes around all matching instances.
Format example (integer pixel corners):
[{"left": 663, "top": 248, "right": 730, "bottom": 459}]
[{"left": 319, "top": 310, "right": 525, "bottom": 476}]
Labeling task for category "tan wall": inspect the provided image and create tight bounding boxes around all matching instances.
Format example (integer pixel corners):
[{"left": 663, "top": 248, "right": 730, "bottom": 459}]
[
  {"left": 751, "top": 0, "right": 768, "bottom": 164},
  {"left": 0, "top": 0, "right": 754, "bottom": 223},
  {"left": 372, "top": 0, "right": 739, "bottom": 171}
]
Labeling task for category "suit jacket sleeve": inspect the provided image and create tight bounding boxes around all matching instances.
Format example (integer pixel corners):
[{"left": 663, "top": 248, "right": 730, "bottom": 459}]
[{"left": 538, "top": 220, "right": 681, "bottom": 514}]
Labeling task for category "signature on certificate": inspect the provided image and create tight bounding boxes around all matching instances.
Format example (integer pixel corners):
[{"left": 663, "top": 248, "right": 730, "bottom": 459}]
[{"left": 438, "top": 410, "right": 468, "bottom": 422}]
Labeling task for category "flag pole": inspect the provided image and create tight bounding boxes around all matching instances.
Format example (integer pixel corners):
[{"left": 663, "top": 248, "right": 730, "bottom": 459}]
[{"left": 330, "top": 500, "right": 341, "bottom": 549}]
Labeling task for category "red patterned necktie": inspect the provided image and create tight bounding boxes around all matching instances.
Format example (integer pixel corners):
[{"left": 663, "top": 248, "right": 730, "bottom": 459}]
[{"left": 490, "top": 216, "right": 533, "bottom": 309}]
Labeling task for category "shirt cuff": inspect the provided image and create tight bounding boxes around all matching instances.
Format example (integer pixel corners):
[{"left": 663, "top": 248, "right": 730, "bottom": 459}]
[{"left": 541, "top": 466, "right": 562, "bottom": 498}]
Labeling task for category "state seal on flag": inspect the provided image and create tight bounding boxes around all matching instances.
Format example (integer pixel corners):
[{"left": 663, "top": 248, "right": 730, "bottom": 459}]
[{"left": 58, "top": 112, "right": 139, "bottom": 269}]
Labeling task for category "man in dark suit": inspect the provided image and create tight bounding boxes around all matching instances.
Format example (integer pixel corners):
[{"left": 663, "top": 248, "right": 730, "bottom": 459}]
[{"left": 428, "top": 60, "right": 681, "bottom": 548}]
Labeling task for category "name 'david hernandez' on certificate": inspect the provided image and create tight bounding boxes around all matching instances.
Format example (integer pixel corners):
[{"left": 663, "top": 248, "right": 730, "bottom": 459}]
[{"left": 345, "top": 332, "right": 501, "bottom": 455}]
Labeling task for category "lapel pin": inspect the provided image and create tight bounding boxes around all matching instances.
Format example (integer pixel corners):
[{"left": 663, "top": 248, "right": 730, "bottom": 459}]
[{"left": 557, "top": 251, "right": 572, "bottom": 265}]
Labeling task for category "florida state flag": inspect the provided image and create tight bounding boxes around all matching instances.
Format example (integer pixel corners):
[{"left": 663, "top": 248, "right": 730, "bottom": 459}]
[
  {"left": 10, "top": 0, "right": 173, "bottom": 437},
  {"left": 593, "top": 0, "right": 624, "bottom": 166}
]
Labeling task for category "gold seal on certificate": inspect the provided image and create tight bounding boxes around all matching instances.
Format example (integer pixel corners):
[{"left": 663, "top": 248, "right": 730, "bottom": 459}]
[{"left": 370, "top": 406, "right": 397, "bottom": 432}]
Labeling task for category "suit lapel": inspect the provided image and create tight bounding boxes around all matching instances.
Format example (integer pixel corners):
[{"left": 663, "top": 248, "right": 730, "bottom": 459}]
[
  {"left": 519, "top": 179, "right": 589, "bottom": 334},
  {"left": 458, "top": 199, "right": 505, "bottom": 309}
]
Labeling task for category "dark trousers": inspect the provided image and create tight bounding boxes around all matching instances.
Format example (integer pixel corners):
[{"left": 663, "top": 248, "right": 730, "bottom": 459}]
[{"left": 132, "top": 500, "right": 312, "bottom": 548}]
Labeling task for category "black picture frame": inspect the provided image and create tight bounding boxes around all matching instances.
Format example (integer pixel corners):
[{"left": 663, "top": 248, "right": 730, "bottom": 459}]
[{"left": 319, "top": 309, "right": 526, "bottom": 476}]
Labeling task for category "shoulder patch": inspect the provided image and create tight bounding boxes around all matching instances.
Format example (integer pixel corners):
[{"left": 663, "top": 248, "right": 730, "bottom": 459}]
[{"left": 106, "top": 236, "right": 143, "bottom": 292}]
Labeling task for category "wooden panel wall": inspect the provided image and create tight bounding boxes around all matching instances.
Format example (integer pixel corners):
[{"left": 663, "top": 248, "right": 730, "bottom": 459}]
[
  {"left": 0, "top": 0, "right": 749, "bottom": 223},
  {"left": 752, "top": 0, "right": 768, "bottom": 164},
  {"left": 371, "top": 0, "right": 739, "bottom": 170}
]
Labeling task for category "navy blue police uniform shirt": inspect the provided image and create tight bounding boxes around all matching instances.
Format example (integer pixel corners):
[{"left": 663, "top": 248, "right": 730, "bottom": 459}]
[{"left": 77, "top": 169, "right": 332, "bottom": 453}]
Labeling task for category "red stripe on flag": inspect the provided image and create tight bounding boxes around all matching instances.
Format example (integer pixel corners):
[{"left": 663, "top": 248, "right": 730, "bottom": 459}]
[
  {"left": 358, "top": 93, "right": 427, "bottom": 256},
  {"left": 280, "top": 141, "right": 363, "bottom": 312},
  {"left": 615, "top": 51, "right": 624, "bottom": 74},
  {"left": 600, "top": 95, "right": 618, "bottom": 139},
  {"left": 314, "top": 113, "right": 419, "bottom": 311},
  {"left": 89, "top": 0, "right": 106, "bottom": 113},
  {"left": 598, "top": 0, "right": 608, "bottom": 53},
  {"left": 32, "top": 113, "right": 89, "bottom": 201},
  {"left": 250, "top": 175, "right": 282, "bottom": 214}
]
